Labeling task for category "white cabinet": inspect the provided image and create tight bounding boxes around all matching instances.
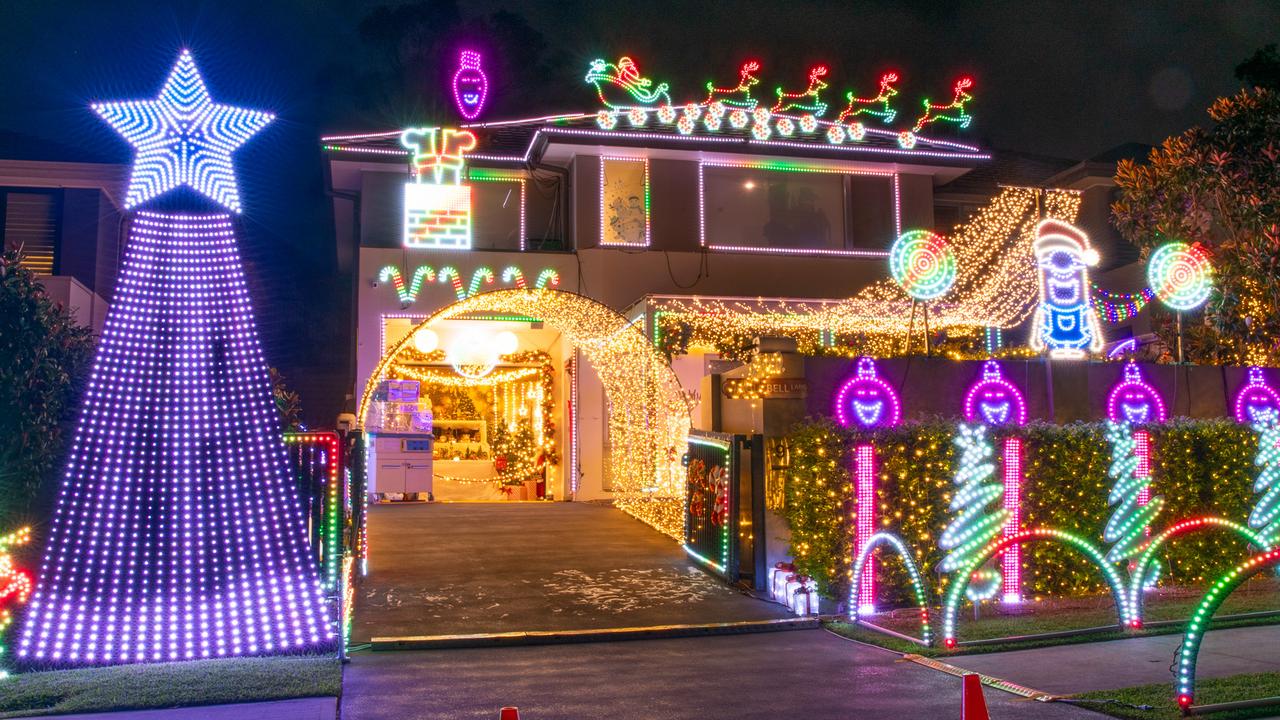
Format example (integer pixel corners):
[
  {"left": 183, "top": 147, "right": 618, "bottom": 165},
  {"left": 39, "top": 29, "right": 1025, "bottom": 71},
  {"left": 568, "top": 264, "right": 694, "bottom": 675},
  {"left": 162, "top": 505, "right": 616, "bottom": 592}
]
[{"left": 368, "top": 433, "right": 434, "bottom": 497}]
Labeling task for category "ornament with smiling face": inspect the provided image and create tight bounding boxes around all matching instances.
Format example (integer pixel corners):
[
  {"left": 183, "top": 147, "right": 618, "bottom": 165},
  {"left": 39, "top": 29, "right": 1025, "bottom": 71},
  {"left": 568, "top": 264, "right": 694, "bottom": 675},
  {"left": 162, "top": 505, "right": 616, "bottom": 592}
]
[
  {"left": 963, "top": 360, "right": 1027, "bottom": 427},
  {"left": 835, "top": 357, "right": 902, "bottom": 430},
  {"left": 1235, "top": 367, "right": 1280, "bottom": 425},
  {"left": 1106, "top": 362, "right": 1167, "bottom": 425},
  {"left": 452, "top": 50, "right": 489, "bottom": 120}
]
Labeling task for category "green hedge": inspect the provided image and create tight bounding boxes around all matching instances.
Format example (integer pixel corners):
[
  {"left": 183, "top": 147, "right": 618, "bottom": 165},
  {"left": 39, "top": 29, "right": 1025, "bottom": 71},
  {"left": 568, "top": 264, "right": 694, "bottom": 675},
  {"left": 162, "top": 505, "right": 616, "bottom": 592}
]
[{"left": 780, "top": 417, "right": 1262, "bottom": 606}]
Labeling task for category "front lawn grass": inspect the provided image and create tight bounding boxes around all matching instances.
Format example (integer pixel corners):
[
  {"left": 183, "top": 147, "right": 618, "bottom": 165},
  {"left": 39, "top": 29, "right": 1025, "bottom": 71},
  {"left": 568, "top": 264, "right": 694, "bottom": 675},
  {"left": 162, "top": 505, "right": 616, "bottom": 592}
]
[
  {"left": 0, "top": 655, "right": 340, "bottom": 718},
  {"left": 826, "top": 577, "right": 1279, "bottom": 656},
  {"left": 1070, "top": 671, "right": 1280, "bottom": 719}
]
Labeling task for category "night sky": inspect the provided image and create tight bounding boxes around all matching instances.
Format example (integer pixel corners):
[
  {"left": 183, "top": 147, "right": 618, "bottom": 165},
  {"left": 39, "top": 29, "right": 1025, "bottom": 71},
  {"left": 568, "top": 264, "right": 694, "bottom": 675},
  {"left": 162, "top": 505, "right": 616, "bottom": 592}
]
[{"left": 1, "top": 0, "right": 1276, "bottom": 424}]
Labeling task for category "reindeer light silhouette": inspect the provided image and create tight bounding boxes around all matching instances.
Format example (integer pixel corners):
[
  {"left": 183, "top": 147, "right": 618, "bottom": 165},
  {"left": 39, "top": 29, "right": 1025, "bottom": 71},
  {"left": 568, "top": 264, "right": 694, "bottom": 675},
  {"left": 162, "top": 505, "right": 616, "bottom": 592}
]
[
  {"left": 911, "top": 77, "right": 975, "bottom": 134},
  {"left": 837, "top": 72, "right": 900, "bottom": 124},
  {"left": 772, "top": 65, "right": 830, "bottom": 116},
  {"left": 704, "top": 61, "right": 762, "bottom": 110}
]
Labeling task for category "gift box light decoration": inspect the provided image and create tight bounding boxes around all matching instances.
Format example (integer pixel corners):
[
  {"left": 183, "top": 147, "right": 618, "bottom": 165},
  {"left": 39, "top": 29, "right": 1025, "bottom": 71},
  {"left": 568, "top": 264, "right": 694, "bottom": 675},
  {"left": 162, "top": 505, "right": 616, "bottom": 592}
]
[
  {"left": 1029, "top": 219, "right": 1103, "bottom": 359},
  {"left": 834, "top": 357, "right": 902, "bottom": 614},
  {"left": 18, "top": 51, "right": 333, "bottom": 668},
  {"left": 960, "top": 360, "right": 1027, "bottom": 603},
  {"left": 400, "top": 126, "right": 477, "bottom": 249}
]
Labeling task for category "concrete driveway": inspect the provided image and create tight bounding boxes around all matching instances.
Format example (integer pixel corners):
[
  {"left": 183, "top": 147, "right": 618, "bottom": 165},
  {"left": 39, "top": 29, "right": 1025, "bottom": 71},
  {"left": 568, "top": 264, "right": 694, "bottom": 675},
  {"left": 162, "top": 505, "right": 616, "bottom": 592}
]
[
  {"left": 341, "top": 628, "right": 1097, "bottom": 719},
  {"left": 353, "top": 502, "right": 791, "bottom": 643}
]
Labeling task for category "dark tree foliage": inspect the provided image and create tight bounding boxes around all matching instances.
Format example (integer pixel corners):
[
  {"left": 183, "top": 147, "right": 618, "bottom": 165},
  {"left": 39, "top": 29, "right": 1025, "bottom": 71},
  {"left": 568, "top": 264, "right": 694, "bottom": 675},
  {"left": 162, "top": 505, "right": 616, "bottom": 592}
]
[
  {"left": 340, "top": 0, "right": 574, "bottom": 125},
  {"left": 0, "top": 251, "right": 95, "bottom": 529},
  {"left": 1236, "top": 43, "right": 1280, "bottom": 91},
  {"left": 1112, "top": 87, "right": 1280, "bottom": 365}
]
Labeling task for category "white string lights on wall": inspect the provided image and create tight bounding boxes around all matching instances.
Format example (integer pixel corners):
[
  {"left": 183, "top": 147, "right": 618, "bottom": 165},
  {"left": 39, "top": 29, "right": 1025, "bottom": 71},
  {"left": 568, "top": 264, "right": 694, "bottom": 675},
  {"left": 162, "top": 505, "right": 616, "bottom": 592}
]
[
  {"left": 359, "top": 289, "right": 692, "bottom": 538},
  {"left": 652, "top": 187, "right": 1081, "bottom": 351}
]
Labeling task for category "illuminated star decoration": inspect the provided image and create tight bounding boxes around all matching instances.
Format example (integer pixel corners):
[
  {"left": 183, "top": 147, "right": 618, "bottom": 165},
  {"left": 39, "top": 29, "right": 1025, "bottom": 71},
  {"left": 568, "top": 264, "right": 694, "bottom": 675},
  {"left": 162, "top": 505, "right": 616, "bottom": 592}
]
[{"left": 92, "top": 50, "right": 275, "bottom": 213}]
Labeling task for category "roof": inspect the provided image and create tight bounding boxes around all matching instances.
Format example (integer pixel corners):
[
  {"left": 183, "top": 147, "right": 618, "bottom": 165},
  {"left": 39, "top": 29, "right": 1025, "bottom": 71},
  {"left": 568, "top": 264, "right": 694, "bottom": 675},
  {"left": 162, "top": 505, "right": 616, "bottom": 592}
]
[
  {"left": 0, "top": 129, "right": 126, "bottom": 165},
  {"left": 321, "top": 109, "right": 990, "bottom": 168},
  {"left": 935, "top": 149, "right": 1078, "bottom": 196}
]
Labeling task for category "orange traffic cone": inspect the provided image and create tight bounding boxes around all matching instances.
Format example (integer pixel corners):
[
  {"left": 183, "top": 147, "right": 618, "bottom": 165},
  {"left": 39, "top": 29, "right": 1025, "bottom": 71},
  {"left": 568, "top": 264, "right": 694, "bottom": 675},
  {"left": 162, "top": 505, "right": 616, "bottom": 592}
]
[
  {"left": 499, "top": 708, "right": 520, "bottom": 720},
  {"left": 961, "top": 674, "right": 990, "bottom": 720}
]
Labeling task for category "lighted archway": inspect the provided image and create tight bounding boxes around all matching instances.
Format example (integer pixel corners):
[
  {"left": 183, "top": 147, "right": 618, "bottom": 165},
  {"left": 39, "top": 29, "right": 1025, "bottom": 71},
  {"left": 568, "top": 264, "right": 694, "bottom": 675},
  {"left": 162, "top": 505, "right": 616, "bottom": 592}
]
[
  {"left": 1175, "top": 548, "right": 1280, "bottom": 711},
  {"left": 359, "top": 288, "right": 692, "bottom": 538},
  {"left": 941, "top": 528, "right": 1134, "bottom": 647},
  {"left": 848, "top": 532, "right": 933, "bottom": 646},
  {"left": 1128, "top": 517, "right": 1270, "bottom": 621}
]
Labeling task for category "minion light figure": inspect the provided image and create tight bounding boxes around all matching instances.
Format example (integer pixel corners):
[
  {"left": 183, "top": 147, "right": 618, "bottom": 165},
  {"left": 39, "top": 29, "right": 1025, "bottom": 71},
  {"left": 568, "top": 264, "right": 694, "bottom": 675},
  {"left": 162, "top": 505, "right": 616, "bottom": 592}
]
[{"left": 1030, "top": 219, "right": 1103, "bottom": 359}]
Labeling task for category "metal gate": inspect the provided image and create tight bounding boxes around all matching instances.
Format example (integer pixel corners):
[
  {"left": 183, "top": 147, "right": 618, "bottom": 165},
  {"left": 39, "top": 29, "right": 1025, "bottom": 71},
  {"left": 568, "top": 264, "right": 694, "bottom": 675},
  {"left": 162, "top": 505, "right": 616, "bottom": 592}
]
[{"left": 682, "top": 429, "right": 764, "bottom": 586}]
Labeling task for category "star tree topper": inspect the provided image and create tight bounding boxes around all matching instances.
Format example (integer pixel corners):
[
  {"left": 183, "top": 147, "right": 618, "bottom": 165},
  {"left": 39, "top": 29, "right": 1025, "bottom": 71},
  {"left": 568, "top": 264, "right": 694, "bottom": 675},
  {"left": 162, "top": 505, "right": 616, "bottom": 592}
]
[{"left": 92, "top": 50, "right": 274, "bottom": 213}]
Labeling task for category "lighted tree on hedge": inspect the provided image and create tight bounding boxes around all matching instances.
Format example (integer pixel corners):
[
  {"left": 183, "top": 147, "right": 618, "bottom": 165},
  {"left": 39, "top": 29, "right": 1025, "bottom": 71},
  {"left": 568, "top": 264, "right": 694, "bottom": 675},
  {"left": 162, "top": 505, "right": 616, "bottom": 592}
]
[
  {"left": 1112, "top": 80, "right": 1280, "bottom": 365},
  {"left": 17, "top": 51, "right": 332, "bottom": 667},
  {"left": 1250, "top": 413, "right": 1280, "bottom": 544},
  {"left": 940, "top": 424, "right": 1005, "bottom": 599},
  {"left": 1103, "top": 421, "right": 1164, "bottom": 573}
]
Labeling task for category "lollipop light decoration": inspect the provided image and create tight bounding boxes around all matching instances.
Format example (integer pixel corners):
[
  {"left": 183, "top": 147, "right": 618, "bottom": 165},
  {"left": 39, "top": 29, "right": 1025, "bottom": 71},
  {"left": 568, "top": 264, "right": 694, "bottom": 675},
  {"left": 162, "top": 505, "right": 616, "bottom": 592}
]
[
  {"left": 889, "top": 230, "right": 957, "bottom": 355},
  {"left": 1147, "top": 241, "right": 1213, "bottom": 363}
]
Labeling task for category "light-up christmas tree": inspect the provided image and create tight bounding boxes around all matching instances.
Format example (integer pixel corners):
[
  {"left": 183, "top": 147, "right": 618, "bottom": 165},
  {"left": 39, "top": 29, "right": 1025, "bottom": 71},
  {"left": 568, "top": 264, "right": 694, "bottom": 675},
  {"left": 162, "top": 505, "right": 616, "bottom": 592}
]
[
  {"left": 940, "top": 423, "right": 1006, "bottom": 600},
  {"left": 1103, "top": 420, "right": 1164, "bottom": 566},
  {"left": 17, "top": 51, "right": 333, "bottom": 667}
]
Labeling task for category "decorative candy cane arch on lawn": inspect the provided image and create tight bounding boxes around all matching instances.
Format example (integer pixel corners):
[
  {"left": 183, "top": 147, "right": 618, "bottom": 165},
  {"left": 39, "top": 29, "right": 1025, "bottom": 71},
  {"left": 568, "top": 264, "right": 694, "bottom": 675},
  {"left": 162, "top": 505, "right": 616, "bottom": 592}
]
[
  {"left": 1175, "top": 547, "right": 1280, "bottom": 712},
  {"left": 1127, "top": 517, "right": 1269, "bottom": 623},
  {"left": 848, "top": 532, "right": 933, "bottom": 645},
  {"left": 358, "top": 288, "right": 692, "bottom": 538},
  {"left": 941, "top": 528, "right": 1134, "bottom": 648}
]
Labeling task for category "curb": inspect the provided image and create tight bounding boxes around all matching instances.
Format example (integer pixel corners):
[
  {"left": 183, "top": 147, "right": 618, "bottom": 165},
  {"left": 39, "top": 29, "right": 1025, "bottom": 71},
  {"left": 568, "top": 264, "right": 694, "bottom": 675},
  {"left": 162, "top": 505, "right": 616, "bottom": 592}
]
[
  {"left": 370, "top": 617, "right": 820, "bottom": 651},
  {"left": 901, "top": 653, "right": 1061, "bottom": 702}
]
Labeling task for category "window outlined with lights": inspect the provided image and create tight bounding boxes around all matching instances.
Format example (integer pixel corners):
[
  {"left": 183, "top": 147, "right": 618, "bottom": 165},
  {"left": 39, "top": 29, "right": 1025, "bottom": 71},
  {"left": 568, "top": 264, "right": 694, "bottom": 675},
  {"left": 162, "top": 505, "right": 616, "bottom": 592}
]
[
  {"left": 467, "top": 168, "right": 527, "bottom": 251},
  {"left": 698, "top": 160, "right": 899, "bottom": 257},
  {"left": 599, "top": 156, "right": 650, "bottom": 248}
]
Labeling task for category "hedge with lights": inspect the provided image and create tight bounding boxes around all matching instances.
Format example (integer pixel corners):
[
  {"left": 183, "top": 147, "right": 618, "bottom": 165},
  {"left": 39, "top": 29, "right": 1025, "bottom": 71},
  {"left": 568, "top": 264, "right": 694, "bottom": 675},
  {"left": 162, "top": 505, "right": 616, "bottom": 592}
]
[{"left": 781, "top": 418, "right": 1263, "bottom": 606}]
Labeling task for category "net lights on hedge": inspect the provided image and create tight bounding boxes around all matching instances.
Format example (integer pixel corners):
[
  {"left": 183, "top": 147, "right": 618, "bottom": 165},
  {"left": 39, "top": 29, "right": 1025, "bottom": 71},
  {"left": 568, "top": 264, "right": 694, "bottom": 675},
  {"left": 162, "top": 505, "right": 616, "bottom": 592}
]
[
  {"left": 834, "top": 357, "right": 902, "bottom": 614},
  {"left": 361, "top": 289, "right": 691, "bottom": 538},
  {"left": 91, "top": 50, "right": 274, "bottom": 213},
  {"left": 0, "top": 527, "right": 32, "bottom": 678},
  {"left": 1030, "top": 219, "right": 1103, "bottom": 359}
]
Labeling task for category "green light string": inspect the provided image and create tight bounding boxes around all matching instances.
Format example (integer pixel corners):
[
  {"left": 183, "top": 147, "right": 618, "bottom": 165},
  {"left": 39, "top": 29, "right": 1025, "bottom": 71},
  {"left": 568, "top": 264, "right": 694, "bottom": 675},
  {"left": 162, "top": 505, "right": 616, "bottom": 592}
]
[
  {"left": 848, "top": 532, "right": 933, "bottom": 645},
  {"left": 1103, "top": 420, "right": 1164, "bottom": 564},
  {"left": 940, "top": 423, "right": 1006, "bottom": 600},
  {"left": 942, "top": 527, "right": 1133, "bottom": 648}
]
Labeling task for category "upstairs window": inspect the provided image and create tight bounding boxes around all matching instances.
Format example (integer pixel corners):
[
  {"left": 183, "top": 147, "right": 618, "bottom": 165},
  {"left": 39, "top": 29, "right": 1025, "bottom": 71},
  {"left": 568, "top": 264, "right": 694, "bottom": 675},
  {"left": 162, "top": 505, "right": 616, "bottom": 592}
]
[
  {"left": 600, "top": 157, "right": 650, "bottom": 248},
  {"left": 2, "top": 190, "right": 60, "bottom": 274},
  {"left": 698, "top": 163, "right": 898, "bottom": 256}
]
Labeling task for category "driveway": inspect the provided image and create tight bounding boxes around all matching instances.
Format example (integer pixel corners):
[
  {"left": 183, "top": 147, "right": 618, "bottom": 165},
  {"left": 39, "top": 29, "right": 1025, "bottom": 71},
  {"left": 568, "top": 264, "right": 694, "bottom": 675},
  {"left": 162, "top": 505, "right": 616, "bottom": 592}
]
[
  {"left": 341, "top": 628, "right": 1097, "bottom": 719},
  {"left": 353, "top": 502, "right": 791, "bottom": 642}
]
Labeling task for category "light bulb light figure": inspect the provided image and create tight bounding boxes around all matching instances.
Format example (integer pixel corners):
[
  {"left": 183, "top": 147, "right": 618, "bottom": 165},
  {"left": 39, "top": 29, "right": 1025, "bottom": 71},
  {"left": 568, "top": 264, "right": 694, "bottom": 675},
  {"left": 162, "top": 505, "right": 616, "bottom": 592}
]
[
  {"left": 961, "top": 360, "right": 1027, "bottom": 603},
  {"left": 1030, "top": 219, "right": 1103, "bottom": 359},
  {"left": 452, "top": 50, "right": 489, "bottom": 120},
  {"left": 835, "top": 357, "right": 902, "bottom": 615}
]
